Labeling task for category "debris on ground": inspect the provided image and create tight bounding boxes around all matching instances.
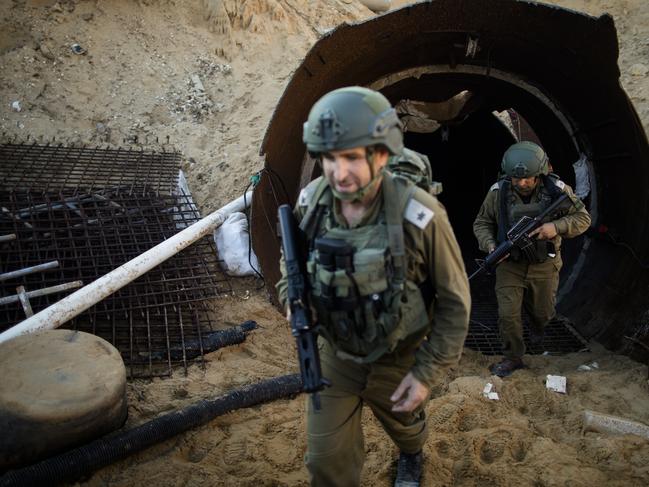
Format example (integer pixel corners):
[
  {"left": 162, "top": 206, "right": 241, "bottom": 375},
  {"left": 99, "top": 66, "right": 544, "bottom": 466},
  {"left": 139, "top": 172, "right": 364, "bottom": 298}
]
[{"left": 546, "top": 374, "right": 567, "bottom": 394}]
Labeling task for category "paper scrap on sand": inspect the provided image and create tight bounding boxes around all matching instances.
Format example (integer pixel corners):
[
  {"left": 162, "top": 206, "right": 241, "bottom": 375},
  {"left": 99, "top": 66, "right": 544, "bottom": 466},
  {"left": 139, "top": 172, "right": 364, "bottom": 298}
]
[
  {"left": 483, "top": 382, "right": 499, "bottom": 400},
  {"left": 546, "top": 375, "right": 567, "bottom": 394},
  {"left": 577, "top": 361, "right": 599, "bottom": 371}
]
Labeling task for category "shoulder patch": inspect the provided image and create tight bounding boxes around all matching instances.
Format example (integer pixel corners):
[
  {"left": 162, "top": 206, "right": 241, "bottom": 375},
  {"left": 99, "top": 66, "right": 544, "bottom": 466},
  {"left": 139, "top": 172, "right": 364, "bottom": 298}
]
[
  {"left": 298, "top": 187, "right": 310, "bottom": 207},
  {"left": 555, "top": 180, "right": 566, "bottom": 190},
  {"left": 404, "top": 198, "right": 434, "bottom": 230},
  {"left": 490, "top": 182, "right": 499, "bottom": 191},
  {"left": 297, "top": 177, "right": 324, "bottom": 207}
]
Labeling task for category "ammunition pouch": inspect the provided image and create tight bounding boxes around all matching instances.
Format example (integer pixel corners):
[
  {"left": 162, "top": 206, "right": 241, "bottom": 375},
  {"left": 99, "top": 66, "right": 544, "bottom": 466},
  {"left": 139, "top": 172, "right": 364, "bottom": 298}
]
[
  {"left": 510, "top": 239, "right": 556, "bottom": 263},
  {"left": 312, "top": 237, "right": 357, "bottom": 311},
  {"left": 307, "top": 237, "right": 428, "bottom": 362}
]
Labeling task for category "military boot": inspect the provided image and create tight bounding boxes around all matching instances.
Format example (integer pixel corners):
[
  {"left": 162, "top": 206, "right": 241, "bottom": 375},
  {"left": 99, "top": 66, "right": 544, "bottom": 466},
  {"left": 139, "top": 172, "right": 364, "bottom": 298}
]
[
  {"left": 489, "top": 357, "right": 525, "bottom": 377},
  {"left": 394, "top": 450, "right": 423, "bottom": 487}
]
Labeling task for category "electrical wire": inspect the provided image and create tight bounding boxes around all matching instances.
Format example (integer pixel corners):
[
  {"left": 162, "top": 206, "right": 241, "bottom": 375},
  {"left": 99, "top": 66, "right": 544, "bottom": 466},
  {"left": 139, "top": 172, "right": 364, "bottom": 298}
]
[
  {"left": 254, "top": 166, "right": 292, "bottom": 236},
  {"left": 262, "top": 165, "right": 291, "bottom": 202},
  {"left": 240, "top": 165, "right": 294, "bottom": 288},
  {"left": 243, "top": 178, "right": 265, "bottom": 285}
]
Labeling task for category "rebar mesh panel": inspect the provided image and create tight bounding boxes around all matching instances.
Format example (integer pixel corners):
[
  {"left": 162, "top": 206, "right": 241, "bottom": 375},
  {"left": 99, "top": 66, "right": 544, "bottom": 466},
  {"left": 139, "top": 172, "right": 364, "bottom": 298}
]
[
  {"left": 0, "top": 144, "right": 239, "bottom": 377},
  {"left": 0, "top": 188, "right": 230, "bottom": 318},
  {"left": 466, "top": 264, "right": 588, "bottom": 355},
  {"left": 0, "top": 144, "right": 180, "bottom": 195},
  {"left": 0, "top": 189, "right": 233, "bottom": 375},
  {"left": 69, "top": 300, "right": 222, "bottom": 378}
]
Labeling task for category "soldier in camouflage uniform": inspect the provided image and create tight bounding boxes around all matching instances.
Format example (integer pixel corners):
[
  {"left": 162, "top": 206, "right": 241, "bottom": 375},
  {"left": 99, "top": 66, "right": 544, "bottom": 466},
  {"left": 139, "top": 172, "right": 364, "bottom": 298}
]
[
  {"left": 473, "top": 141, "right": 591, "bottom": 377},
  {"left": 276, "top": 87, "right": 471, "bottom": 487}
]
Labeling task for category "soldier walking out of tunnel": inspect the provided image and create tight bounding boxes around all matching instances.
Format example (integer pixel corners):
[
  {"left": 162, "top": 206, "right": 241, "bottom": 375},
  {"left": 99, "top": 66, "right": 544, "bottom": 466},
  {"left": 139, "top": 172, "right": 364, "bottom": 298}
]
[
  {"left": 473, "top": 141, "right": 591, "bottom": 378},
  {"left": 277, "top": 86, "right": 471, "bottom": 487}
]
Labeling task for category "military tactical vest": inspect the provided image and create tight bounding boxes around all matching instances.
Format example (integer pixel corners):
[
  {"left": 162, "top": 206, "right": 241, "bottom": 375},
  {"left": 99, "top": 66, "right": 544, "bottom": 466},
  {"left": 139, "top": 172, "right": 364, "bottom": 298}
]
[
  {"left": 497, "top": 174, "right": 565, "bottom": 263},
  {"left": 297, "top": 172, "right": 431, "bottom": 363}
]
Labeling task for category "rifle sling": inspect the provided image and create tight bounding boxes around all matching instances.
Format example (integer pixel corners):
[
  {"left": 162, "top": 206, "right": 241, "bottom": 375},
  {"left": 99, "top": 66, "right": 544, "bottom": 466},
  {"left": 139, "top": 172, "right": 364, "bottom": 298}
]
[{"left": 497, "top": 179, "right": 510, "bottom": 244}]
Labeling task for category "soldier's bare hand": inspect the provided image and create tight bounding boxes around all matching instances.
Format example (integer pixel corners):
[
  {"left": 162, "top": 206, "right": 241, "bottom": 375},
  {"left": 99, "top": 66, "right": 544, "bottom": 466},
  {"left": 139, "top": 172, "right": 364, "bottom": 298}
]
[
  {"left": 530, "top": 223, "right": 557, "bottom": 240},
  {"left": 390, "top": 372, "right": 430, "bottom": 413}
]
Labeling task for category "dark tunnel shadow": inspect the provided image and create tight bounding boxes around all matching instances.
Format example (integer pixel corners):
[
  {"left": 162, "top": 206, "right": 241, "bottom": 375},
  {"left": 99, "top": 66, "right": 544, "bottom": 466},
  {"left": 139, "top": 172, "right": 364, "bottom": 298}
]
[{"left": 402, "top": 109, "right": 516, "bottom": 257}]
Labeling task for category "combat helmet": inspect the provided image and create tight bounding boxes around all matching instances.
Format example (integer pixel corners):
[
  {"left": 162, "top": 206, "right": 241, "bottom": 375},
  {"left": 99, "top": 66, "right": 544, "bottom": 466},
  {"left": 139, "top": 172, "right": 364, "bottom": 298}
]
[
  {"left": 303, "top": 86, "right": 404, "bottom": 155},
  {"left": 501, "top": 141, "right": 549, "bottom": 178}
]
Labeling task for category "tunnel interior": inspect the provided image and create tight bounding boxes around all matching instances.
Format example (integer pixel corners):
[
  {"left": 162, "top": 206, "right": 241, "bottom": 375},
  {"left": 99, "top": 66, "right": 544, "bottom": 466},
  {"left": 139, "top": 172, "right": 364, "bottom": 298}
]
[
  {"left": 253, "top": 0, "right": 649, "bottom": 360},
  {"left": 379, "top": 72, "right": 586, "bottom": 277},
  {"left": 406, "top": 110, "right": 522, "bottom": 256},
  {"left": 403, "top": 112, "right": 510, "bottom": 259}
]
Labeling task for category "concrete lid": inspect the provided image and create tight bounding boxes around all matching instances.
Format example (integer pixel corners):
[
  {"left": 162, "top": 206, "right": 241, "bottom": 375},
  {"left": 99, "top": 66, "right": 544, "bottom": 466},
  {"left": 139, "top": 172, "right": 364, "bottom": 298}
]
[{"left": 0, "top": 329, "right": 126, "bottom": 422}]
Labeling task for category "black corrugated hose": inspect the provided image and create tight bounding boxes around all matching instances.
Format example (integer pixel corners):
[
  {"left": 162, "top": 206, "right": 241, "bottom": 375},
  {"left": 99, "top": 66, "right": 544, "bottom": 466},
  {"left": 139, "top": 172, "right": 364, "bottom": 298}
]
[
  {"left": 0, "top": 374, "right": 303, "bottom": 487},
  {"left": 153, "top": 319, "right": 259, "bottom": 360}
]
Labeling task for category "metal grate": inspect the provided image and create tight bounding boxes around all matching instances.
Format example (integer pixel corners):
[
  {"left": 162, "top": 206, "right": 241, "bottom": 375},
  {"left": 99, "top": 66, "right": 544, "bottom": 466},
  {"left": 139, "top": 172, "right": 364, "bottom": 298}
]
[
  {"left": 0, "top": 143, "right": 238, "bottom": 377},
  {"left": 466, "top": 265, "right": 588, "bottom": 355},
  {"left": 0, "top": 144, "right": 180, "bottom": 195},
  {"left": 73, "top": 300, "right": 224, "bottom": 378}
]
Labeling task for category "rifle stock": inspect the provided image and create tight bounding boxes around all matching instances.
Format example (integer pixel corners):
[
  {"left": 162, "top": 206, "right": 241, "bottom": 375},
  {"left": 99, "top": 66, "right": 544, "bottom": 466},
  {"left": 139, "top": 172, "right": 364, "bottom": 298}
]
[{"left": 278, "top": 204, "right": 329, "bottom": 410}]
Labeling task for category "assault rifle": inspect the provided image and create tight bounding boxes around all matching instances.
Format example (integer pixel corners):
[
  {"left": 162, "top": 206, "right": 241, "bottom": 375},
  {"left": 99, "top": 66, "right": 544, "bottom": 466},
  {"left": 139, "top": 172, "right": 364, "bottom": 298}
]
[
  {"left": 469, "top": 192, "right": 570, "bottom": 280},
  {"left": 278, "top": 204, "right": 330, "bottom": 410}
]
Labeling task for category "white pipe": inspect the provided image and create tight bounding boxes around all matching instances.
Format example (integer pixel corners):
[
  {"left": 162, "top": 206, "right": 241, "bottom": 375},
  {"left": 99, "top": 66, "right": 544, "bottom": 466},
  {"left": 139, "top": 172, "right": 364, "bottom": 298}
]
[
  {"left": 583, "top": 410, "right": 649, "bottom": 439},
  {"left": 0, "top": 192, "right": 252, "bottom": 344}
]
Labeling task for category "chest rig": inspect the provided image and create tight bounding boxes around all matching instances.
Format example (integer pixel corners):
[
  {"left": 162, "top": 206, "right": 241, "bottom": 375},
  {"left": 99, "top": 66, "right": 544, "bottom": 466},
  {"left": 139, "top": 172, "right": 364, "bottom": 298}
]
[
  {"left": 298, "top": 173, "right": 431, "bottom": 363},
  {"left": 497, "top": 174, "right": 565, "bottom": 263}
]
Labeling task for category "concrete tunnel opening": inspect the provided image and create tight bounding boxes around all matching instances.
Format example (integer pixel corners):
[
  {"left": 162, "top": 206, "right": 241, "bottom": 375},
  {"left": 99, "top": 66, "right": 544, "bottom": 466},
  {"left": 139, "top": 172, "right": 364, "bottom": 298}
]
[{"left": 251, "top": 0, "right": 649, "bottom": 360}]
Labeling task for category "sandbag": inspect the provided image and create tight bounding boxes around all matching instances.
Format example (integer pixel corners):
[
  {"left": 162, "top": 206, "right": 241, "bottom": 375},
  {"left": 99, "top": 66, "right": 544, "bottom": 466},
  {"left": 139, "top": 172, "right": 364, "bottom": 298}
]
[
  {"left": 0, "top": 330, "right": 127, "bottom": 470},
  {"left": 213, "top": 212, "right": 260, "bottom": 277}
]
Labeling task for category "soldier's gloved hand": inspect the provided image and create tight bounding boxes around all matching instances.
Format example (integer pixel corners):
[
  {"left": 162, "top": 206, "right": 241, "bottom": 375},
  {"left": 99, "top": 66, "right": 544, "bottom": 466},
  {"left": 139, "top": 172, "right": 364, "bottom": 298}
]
[
  {"left": 530, "top": 222, "right": 558, "bottom": 240},
  {"left": 487, "top": 244, "right": 496, "bottom": 253},
  {"left": 390, "top": 372, "right": 430, "bottom": 413}
]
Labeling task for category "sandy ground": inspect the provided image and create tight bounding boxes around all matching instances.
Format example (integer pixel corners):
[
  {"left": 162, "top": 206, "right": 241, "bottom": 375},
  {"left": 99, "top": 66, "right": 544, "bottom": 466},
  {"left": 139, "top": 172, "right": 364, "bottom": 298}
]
[
  {"left": 83, "top": 295, "right": 649, "bottom": 487},
  {"left": 1, "top": 0, "right": 649, "bottom": 486}
]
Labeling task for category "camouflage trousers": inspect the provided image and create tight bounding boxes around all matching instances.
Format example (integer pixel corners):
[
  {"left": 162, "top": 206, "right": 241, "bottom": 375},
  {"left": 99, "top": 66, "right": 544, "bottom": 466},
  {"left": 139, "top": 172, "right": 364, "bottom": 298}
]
[
  {"left": 495, "top": 256, "right": 562, "bottom": 359},
  {"left": 305, "top": 339, "right": 429, "bottom": 487}
]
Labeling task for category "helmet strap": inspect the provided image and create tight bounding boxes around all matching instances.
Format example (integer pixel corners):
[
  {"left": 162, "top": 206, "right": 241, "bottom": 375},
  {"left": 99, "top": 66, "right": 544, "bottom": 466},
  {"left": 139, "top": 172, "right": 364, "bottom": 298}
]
[{"left": 330, "top": 169, "right": 384, "bottom": 202}]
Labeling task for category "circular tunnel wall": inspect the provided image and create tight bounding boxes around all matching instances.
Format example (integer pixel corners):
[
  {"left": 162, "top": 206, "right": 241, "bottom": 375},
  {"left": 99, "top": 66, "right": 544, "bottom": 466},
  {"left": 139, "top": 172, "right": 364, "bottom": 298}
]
[{"left": 252, "top": 0, "right": 649, "bottom": 353}]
